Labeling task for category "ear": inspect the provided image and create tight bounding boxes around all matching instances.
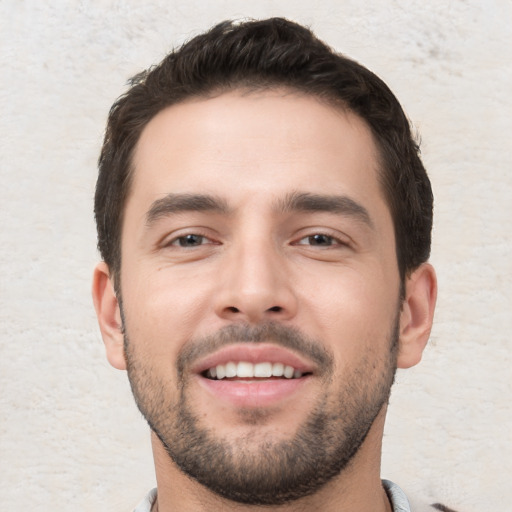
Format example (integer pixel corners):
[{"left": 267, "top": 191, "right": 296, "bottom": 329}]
[
  {"left": 397, "top": 263, "right": 437, "bottom": 369},
  {"left": 92, "top": 262, "right": 126, "bottom": 370}
]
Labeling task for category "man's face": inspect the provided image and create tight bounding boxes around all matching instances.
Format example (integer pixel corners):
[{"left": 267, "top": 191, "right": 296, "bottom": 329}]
[{"left": 118, "top": 90, "right": 402, "bottom": 504}]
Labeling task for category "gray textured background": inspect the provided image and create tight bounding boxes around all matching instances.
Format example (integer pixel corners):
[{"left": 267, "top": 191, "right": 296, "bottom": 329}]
[{"left": 1, "top": 1, "right": 511, "bottom": 510}]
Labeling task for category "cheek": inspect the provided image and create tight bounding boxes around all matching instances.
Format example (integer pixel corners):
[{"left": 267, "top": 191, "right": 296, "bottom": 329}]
[
  {"left": 121, "top": 265, "right": 215, "bottom": 359},
  {"left": 295, "top": 264, "right": 399, "bottom": 355}
]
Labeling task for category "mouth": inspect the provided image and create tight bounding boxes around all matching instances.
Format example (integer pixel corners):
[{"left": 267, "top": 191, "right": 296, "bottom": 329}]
[
  {"left": 193, "top": 344, "right": 315, "bottom": 408},
  {"left": 203, "top": 361, "right": 309, "bottom": 380},
  {"left": 193, "top": 343, "right": 315, "bottom": 380}
]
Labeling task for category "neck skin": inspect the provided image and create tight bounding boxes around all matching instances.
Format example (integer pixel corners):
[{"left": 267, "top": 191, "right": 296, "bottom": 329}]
[{"left": 150, "top": 406, "right": 392, "bottom": 512}]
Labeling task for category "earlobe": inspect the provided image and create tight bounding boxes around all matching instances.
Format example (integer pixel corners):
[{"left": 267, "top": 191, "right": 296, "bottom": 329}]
[
  {"left": 397, "top": 263, "right": 437, "bottom": 369},
  {"left": 92, "top": 262, "right": 127, "bottom": 370}
]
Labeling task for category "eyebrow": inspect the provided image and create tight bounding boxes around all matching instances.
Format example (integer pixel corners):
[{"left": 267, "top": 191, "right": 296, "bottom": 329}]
[
  {"left": 145, "top": 193, "right": 231, "bottom": 226},
  {"left": 144, "top": 191, "right": 374, "bottom": 229},
  {"left": 275, "top": 192, "right": 374, "bottom": 229}
]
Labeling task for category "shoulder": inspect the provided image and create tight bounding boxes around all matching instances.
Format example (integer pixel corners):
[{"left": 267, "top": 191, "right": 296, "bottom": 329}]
[
  {"left": 383, "top": 480, "right": 461, "bottom": 512},
  {"left": 134, "top": 484, "right": 461, "bottom": 512},
  {"left": 133, "top": 488, "right": 157, "bottom": 512}
]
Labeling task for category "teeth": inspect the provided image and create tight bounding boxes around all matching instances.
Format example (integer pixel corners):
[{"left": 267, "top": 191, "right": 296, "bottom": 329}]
[
  {"left": 254, "top": 362, "right": 272, "bottom": 377},
  {"left": 237, "top": 361, "right": 254, "bottom": 378},
  {"left": 225, "top": 361, "right": 237, "bottom": 378},
  {"left": 272, "top": 362, "right": 284, "bottom": 377},
  {"left": 208, "top": 361, "right": 303, "bottom": 380},
  {"left": 216, "top": 364, "right": 226, "bottom": 380},
  {"left": 283, "top": 365, "right": 294, "bottom": 379}
]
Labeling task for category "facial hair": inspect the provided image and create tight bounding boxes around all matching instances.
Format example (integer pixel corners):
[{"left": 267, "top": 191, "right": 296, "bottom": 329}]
[{"left": 123, "top": 319, "right": 399, "bottom": 506}]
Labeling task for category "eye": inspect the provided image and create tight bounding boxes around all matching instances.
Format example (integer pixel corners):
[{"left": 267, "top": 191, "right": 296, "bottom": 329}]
[
  {"left": 169, "top": 234, "right": 210, "bottom": 247},
  {"left": 296, "top": 233, "right": 340, "bottom": 247}
]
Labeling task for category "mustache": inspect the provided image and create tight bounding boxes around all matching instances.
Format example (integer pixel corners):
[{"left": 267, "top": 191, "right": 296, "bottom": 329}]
[{"left": 177, "top": 322, "right": 334, "bottom": 378}]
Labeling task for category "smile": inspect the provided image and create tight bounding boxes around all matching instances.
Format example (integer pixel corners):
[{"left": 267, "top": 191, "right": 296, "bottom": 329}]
[
  {"left": 193, "top": 344, "right": 315, "bottom": 407},
  {"left": 205, "top": 361, "right": 305, "bottom": 380}
]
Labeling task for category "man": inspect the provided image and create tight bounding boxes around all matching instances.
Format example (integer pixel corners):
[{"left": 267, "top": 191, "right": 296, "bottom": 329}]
[{"left": 92, "top": 18, "right": 444, "bottom": 511}]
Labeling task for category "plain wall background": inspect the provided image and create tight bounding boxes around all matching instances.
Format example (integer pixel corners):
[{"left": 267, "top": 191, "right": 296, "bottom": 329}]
[{"left": 1, "top": 1, "right": 510, "bottom": 510}]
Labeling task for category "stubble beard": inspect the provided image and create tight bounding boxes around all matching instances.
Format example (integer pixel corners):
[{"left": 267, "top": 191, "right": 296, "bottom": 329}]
[{"left": 123, "top": 320, "right": 399, "bottom": 506}]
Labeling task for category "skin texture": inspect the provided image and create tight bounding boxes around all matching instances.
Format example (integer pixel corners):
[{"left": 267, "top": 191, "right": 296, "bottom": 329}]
[{"left": 93, "top": 89, "right": 437, "bottom": 511}]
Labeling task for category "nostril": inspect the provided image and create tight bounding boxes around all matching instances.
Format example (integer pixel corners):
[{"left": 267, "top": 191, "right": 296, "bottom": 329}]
[{"left": 221, "top": 305, "right": 284, "bottom": 317}]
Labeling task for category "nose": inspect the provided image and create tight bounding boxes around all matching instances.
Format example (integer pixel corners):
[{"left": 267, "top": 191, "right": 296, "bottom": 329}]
[{"left": 213, "top": 240, "right": 298, "bottom": 324}]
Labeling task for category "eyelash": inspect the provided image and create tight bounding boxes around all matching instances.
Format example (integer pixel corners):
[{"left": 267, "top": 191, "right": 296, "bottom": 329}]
[
  {"left": 166, "top": 232, "right": 215, "bottom": 248},
  {"left": 164, "top": 231, "right": 348, "bottom": 250},
  {"left": 294, "top": 233, "right": 347, "bottom": 247}
]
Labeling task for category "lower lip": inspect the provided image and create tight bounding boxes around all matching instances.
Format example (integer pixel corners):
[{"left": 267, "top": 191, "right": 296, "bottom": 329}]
[{"left": 197, "top": 376, "right": 310, "bottom": 408}]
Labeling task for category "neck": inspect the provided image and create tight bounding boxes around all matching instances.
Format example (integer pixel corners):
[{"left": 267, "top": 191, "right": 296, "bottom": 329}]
[{"left": 150, "top": 408, "right": 392, "bottom": 512}]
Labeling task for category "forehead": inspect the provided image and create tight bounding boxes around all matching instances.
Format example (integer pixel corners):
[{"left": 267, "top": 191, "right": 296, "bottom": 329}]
[{"left": 128, "top": 89, "right": 385, "bottom": 215}]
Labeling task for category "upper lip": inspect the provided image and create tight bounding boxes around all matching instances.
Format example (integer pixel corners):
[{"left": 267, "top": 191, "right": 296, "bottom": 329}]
[{"left": 192, "top": 343, "right": 316, "bottom": 375}]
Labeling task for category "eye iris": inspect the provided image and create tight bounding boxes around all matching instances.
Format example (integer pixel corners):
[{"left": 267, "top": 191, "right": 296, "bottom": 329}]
[
  {"left": 179, "top": 234, "right": 203, "bottom": 247},
  {"left": 309, "top": 234, "right": 332, "bottom": 245}
]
